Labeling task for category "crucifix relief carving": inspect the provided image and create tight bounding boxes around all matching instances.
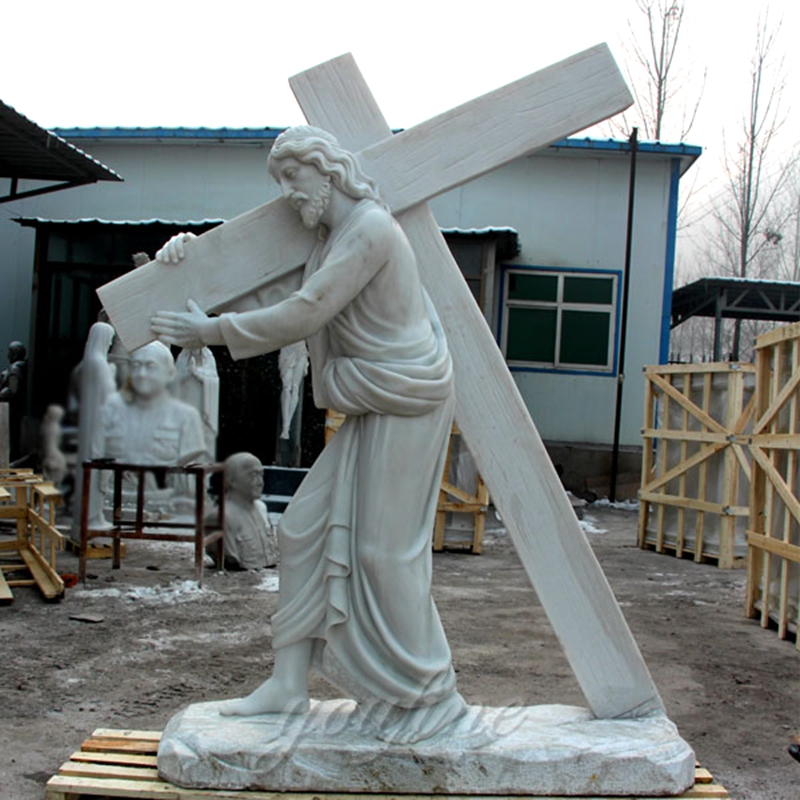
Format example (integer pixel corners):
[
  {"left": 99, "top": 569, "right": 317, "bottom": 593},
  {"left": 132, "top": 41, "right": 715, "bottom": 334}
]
[{"left": 101, "top": 46, "right": 662, "bottom": 725}]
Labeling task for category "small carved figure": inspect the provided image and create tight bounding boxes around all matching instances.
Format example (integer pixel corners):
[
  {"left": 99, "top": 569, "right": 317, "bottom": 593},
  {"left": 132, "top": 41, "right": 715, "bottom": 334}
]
[
  {"left": 40, "top": 404, "right": 67, "bottom": 487},
  {"left": 218, "top": 452, "right": 278, "bottom": 570},
  {"left": 175, "top": 347, "right": 219, "bottom": 461},
  {"left": 278, "top": 341, "right": 309, "bottom": 440},
  {"left": 152, "top": 126, "right": 462, "bottom": 743},
  {"left": 0, "top": 341, "right": 28, "bottom": 460}
]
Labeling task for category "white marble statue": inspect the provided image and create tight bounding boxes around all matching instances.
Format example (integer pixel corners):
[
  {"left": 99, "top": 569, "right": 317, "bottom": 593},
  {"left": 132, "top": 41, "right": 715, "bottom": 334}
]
[
  {"left": 40, "top": 404, "right": 67, "bottom": 487},
  {"left": 218, "top": 452, "right": 277, "bottom": 570},
  {"left": 152, "top": 126, "right": 463, "bottom": 744},
  {"left": 278, "top": 341, "right": 308, "bottom": 440},
  {"left": 175, "top": 347, "right": 219, "bottom": 461},
  {"left": 75, "top": 322, "right": 117, "bottom": 532},
  {"left": 93, "top": 341, "right": 206, "bottom": 512}
]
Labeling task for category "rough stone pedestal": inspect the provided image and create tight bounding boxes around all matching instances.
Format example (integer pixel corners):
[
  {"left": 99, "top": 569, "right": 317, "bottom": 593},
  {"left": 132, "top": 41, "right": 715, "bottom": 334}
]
[{"left": 158, "top": 700, "right": 695, "bottom": 796}]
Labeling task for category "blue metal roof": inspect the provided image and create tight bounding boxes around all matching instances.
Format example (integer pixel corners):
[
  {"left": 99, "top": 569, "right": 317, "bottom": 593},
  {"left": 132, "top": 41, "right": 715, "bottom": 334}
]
[
  {"left": 50, "top": 128, "right": 702, "bottom": 177},
  {"left": 52, "top": 126, "right": 284, "bottom": 141}
]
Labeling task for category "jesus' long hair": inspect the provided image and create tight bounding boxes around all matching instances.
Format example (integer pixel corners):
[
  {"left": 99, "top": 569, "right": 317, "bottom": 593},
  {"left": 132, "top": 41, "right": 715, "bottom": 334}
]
[{"left": 267, "top": 126, "right": 385, "bottom": 207}]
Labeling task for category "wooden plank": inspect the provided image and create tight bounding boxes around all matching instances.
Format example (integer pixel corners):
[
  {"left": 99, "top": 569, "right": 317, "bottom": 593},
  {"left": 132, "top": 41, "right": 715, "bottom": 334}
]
[
  {"left": 637, "top": 373, "right": 656, "bottom": 548},
  {"left": 0, "top": 567, "right": 13, "bottom": 603},
  {"left": 18, "top": 543, "right": 64, "bottom": 600},
  {"left": 644, "top": 362, "right": 754, "bottom": 376},
  {"left": 99, "top": 45, "right": 632, "bottom": 352},
  {"left": 754, "top": 319, "right": 800, "bottom": 350},
  {"left": 640, "top": 429, "right": 729, "bottom": 444},
  {"left": 71, "top": 751, "right": 158, "bottom": 768},
  {"left": 81, "top": 737, "right": 159, "bottom": 755},
  {"left": 290, "top": 52, "right": 661, "bottom": 721},
  {"left": 747, "top": 531, "right": 800, "bottom": 563},
  {"left": 59, "top": 759, "right": 159, "bottom": 781},
  {"left": 91, "top": 728, "right": 163, "bottom": 741},
  {"left": 638, "top": 492, "right": 736, "bottom": 517}
]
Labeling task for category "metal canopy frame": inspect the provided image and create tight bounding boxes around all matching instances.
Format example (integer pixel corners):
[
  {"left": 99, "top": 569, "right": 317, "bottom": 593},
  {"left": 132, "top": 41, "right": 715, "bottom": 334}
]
[
  {"left": 0, "top": 100, "right": 122, "bottom": 203},
  {"left": 671, "top": 277, "right": 800, "bottom": 360}
]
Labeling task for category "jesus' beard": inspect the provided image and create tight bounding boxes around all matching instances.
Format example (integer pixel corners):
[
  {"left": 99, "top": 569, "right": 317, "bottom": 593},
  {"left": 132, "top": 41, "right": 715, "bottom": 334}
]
[{"left": 297, "top": 178, "right": 332, "bottom": 230}]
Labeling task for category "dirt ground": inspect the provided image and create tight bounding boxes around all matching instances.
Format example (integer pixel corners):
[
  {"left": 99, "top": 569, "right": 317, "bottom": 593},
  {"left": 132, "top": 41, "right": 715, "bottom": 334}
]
[{"left": 2, "top": 505, "right": 799, "bottom": 800}]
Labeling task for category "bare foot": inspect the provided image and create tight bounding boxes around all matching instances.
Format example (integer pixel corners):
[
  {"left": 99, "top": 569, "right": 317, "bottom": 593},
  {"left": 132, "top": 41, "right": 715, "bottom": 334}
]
[{"left": 219, "top": 678, "right": 310, "bottom": 717}]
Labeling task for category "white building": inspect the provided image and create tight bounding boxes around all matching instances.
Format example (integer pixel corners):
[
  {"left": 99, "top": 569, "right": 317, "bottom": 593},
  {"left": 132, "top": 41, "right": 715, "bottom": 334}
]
[{"left": 0, "top": 127, "right": 700, "bottom": 487}]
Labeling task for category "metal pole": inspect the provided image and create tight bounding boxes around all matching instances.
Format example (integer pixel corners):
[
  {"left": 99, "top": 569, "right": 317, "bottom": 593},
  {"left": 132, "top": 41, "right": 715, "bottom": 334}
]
[{"left": 610, "top": 128, "right": 638, "bottom": 503}]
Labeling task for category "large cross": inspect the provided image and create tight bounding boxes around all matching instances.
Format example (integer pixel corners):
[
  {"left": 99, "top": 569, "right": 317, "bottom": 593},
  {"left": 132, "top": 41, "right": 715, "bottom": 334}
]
[{"left": 99, "top": 45, "right": 664, "bottom": 720}]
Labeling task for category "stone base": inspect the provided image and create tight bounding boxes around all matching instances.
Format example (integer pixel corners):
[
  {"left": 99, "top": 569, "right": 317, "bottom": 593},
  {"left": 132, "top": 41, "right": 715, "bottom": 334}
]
[{"left": 158, "top": 700, "right": 695, "bottom": 796}]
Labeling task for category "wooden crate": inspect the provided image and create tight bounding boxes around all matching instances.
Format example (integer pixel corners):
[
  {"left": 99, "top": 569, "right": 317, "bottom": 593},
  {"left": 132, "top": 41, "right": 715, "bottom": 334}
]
[
  {"left": 0, "top": 472, "right": 65, "bottom": 601},
  {"left": 433, "top": 425, "right": 489, "bottom": 554},
  {"left": 639, "top": 363, "right": 755, "bottom": 568},
  {"left": 45, "top": 728, "right": 731, "bottom": 799},
  {"left": 746, "top": 323, "right": 800, "bottom": 644}
]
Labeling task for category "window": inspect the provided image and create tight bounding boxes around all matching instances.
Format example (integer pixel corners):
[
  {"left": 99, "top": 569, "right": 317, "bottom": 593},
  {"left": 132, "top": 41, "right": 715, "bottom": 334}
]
[{"left": 502, "top": 268, "right": 618, "bottom": 372}]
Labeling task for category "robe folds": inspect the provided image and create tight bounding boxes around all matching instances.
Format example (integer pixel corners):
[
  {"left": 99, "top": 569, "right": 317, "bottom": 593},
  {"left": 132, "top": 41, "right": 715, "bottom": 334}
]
[{"left": 218, "top": 200, "right": 464, "bottom": 725}]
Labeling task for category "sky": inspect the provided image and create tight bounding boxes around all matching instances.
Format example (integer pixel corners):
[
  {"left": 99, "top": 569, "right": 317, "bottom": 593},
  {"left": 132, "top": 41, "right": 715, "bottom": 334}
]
[{"left": 3, "top": 0, "right": 798, "bottom": 271}]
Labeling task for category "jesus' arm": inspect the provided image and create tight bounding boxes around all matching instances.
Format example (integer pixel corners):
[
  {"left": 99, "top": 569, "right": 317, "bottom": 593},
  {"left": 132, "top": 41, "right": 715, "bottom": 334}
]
[{"left": 151, "top": 205, "right": 392, "bottom": 359}]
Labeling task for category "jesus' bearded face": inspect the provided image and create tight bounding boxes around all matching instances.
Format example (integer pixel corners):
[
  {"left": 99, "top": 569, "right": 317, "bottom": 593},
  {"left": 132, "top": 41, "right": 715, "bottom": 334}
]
[{"left": 274, "top": 157, "right": 332, "bottom": 229}]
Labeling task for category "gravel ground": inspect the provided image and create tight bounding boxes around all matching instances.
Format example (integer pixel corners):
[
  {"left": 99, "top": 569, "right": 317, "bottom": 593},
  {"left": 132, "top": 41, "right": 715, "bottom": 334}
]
[{"left": 1, "top": 505, "right": 798, "bottom": 799}]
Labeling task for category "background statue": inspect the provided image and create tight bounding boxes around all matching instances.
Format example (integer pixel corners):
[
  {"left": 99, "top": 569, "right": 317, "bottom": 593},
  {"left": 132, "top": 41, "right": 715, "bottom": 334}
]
[
  {"left": 93, "top": 341, "right": 205, "bottom": 514},
  {"left": 152, "top": 126, "right": 462, "bottom": 743},
  {"left": 75, "top": 322, "right": 117, "bottom": 533},
  {"left": 0, "top": 341, "right": 28, "bottom": 461},
  {"left": 175, "top": 347, "right": 219, "bottom": 462},
  {"left": 278, "top": 341, "right": 308, "bottom": 440},
  {"left": 40, "top": 404, "right": 67, "bottom": 487},
  {"left": 216, "top": 452, "right": 277, "bottom": 570}
]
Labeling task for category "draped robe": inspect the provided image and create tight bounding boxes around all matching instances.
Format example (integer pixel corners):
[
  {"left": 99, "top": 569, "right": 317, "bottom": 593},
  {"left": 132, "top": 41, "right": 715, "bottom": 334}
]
[{"left": 218, "top": 199, "right": 464, "bottom": 734}]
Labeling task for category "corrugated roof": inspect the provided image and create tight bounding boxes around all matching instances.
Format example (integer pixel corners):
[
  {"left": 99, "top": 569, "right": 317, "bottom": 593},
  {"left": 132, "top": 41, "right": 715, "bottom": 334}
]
[{"left": 0, "top": 100, "right": 122, "bottom": 202}]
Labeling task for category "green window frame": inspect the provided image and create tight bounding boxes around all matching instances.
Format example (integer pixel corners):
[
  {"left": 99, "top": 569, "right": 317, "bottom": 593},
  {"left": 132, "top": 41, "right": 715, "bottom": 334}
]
[{"left": 502, "top": 269, "right": 618, "bottom": 372}]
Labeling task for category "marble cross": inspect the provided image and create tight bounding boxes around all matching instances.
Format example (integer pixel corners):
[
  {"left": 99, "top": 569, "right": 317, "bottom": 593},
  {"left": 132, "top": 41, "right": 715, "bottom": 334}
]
[{"left": 98, "top": 46, "right": 663, "bottom": 719}]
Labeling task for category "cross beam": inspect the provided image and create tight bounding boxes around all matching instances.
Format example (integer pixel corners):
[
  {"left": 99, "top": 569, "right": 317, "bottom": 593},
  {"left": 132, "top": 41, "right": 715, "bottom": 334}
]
[
  {"left": 97, "top": 46, "right": 664, "bottom": 718},
  {"left": 99, "top": 45, "right": 634, "bottom": 353}
]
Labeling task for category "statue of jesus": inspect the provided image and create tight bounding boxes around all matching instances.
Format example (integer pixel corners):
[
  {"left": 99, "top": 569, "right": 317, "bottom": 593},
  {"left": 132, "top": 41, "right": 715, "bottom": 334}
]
[{"left": 151, "top": 125, "right": 465, "bottom": 743}]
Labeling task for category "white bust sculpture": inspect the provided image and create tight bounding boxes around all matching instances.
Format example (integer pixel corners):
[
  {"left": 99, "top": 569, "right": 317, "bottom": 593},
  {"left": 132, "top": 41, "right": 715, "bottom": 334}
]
[
  {"left": 152, "top": 126, "right": 462, "bottom": 744},
  {"left": 93, "top": 341, "right": 205, "bottom": 511},
  {"left": 218, "top": 452, "right": 277, "bottom": 570}
]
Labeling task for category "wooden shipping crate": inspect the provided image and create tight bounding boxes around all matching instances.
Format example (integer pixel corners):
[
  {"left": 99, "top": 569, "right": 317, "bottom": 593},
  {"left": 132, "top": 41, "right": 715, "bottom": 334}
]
[
  {"left": 639, "top": 363, "right": 755, "bottom": 568},
  {"left": 746, "top": 323, "right": 800, "bottom": 645}
]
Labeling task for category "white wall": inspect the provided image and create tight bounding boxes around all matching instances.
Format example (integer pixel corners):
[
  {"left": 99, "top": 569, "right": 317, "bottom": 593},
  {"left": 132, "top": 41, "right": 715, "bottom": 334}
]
[{"left": 429, "top": 151, "right": 674, "bottom": 446}]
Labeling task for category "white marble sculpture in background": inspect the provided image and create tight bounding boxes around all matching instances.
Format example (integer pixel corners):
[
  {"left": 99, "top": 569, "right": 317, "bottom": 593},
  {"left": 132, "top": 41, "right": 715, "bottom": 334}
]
[
  {"left": 175, "top": 347, "right": 219, "bottom": 461},
  {"left": 93, "top": 341, "right": 206, "bottom": 514},
  {"left": 152, "top": 126, "right": 463, "bottom": 743},
  {"left": 75, "top": 322, "right": 117, "bottom": 532},
  {"left": 40, "top": 404, "right": 67, "bottom": 487},
  {"left": 218, "top": 452, "right": 277, "bottom": 570},
  {"left": 278, "top": 341, "right": 308, "bottom": 440}
]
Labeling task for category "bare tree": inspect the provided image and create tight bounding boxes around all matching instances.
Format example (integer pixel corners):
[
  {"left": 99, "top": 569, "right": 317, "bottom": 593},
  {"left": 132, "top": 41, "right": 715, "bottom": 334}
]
[
  {"left": 611, "top": 0, "right": 705, "bottom": 142},
  {"left": 706, "top": 14, "right": 793, "bottom": 359}
]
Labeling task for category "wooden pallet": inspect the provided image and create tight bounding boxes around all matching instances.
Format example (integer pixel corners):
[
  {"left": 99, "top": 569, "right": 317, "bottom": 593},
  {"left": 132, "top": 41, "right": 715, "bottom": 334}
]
[{"left": 46, "top": 729, "right": 732, "bottom": 799}]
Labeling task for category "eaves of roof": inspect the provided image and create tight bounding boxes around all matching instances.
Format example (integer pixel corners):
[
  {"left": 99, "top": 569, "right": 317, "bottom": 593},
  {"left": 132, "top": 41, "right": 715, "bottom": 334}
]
[{"left": 0, "top": 101, "right": 122, "bottom": 203}]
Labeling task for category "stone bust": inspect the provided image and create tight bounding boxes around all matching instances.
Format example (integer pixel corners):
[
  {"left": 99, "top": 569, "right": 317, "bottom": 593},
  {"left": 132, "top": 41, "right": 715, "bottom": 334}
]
[
  {"left": 93, "top": 341, "right": 205, "bottom": 511},
  {"left": 217, "top": 452, "right": 278, "bottom": 571}
]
